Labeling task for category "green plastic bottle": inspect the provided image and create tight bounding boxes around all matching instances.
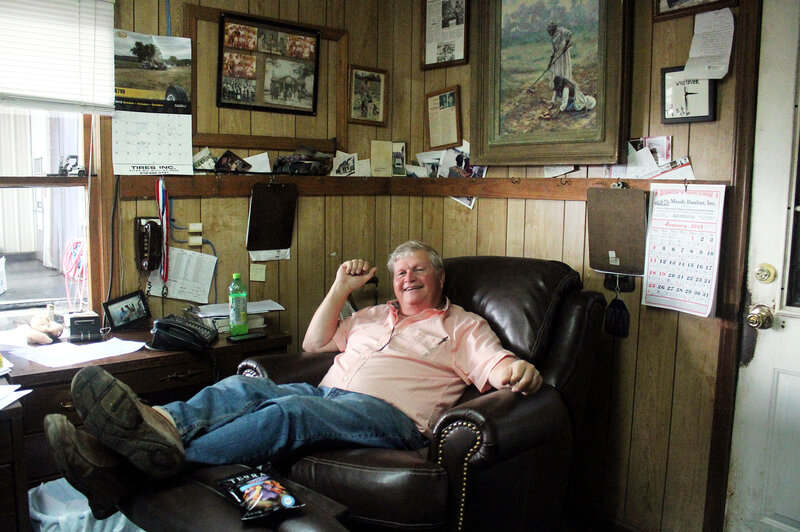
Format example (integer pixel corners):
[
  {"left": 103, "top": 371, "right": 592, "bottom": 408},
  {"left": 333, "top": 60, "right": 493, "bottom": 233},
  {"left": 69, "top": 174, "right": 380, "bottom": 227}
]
[{"left": 228, "top": 273, "right": 248, "bottom": 336}]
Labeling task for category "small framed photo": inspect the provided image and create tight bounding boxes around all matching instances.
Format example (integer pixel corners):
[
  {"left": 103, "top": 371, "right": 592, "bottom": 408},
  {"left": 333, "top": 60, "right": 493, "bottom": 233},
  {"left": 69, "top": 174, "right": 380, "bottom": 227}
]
[
  {"left": 348, "top": 65, "right": 388, "bottom": 126},
  {"left": 653, "top": 0, "right": 737, "bottom": 21},
  {"left": 421, "top": 0, "right": 469, "bottom": 70},
  {"left": 217, "top": 12, "right": 320, "bottom": 115},
  {"left": 103, "top": 290, "right": 152, "bottom": 331},
  {"left": 392, "top": 142, "right": 407, "bottom": 176},
  {"left": 425, "top": 85, "right": 462, "bottom": 150},
  {"left": 661, "top": 66, "right": 716, "bottom": 124}
]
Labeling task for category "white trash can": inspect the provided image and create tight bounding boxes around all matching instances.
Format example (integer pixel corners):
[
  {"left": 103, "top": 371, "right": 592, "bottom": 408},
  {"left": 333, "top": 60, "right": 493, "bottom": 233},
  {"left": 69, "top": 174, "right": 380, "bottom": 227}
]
[{"left": 28, "top": 478, "right": 144, "bottom": 532}]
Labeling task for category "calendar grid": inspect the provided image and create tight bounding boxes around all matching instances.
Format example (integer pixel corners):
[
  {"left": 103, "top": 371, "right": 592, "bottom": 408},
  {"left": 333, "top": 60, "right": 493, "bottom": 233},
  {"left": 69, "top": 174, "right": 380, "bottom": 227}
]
[{"left": 642, "top": 184, "right": 726, "bottom": 317}]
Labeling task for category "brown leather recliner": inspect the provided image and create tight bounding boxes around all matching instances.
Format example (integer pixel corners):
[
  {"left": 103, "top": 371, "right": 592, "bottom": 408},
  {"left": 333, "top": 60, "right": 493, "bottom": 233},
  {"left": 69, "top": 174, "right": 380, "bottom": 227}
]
[{"left": 120, "top": 256, "right": 606, "bottom": 531}]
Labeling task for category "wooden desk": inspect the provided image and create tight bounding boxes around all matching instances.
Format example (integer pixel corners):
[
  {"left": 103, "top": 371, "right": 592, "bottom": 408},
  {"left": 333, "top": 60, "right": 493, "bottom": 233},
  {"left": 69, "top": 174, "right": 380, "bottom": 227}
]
[
  {"left": 0, "top": 377, "right": 28, "bottom": 531},
  {"left": 3, "top": 328, "right": 291, "bottom": 491}
]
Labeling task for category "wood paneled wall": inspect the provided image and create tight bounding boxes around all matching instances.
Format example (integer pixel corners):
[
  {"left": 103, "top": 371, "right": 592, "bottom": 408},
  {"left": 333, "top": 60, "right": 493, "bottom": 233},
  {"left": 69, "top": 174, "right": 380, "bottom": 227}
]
[{"left": 109, "top": 1, "right": 746, "bottom": 530}]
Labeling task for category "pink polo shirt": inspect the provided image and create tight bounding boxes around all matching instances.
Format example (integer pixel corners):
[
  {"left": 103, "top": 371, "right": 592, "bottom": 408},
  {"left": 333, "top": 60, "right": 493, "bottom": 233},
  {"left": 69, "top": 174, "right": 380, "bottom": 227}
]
[{"left": 318, "top": 299, "right": 514, "bottom": 436}]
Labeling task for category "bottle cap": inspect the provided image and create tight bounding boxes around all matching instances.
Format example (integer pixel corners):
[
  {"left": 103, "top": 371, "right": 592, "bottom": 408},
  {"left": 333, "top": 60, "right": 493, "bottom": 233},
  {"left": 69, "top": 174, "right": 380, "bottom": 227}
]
[{"left": 233, "top": 273, "right": 241, "bottom": 279}]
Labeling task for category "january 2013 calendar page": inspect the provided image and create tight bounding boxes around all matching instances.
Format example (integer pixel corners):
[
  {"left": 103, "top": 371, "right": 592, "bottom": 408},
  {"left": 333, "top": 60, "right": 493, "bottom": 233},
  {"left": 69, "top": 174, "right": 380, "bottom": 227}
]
[{"left": 642, "top": 183, "right": 726, "bottom": 317}]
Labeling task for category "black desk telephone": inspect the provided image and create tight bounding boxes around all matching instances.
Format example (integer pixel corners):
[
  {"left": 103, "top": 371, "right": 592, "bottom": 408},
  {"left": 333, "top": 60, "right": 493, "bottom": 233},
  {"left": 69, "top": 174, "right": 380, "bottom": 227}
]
[{"left": 150, "top": 314, "right": 218, "bottom": 353}]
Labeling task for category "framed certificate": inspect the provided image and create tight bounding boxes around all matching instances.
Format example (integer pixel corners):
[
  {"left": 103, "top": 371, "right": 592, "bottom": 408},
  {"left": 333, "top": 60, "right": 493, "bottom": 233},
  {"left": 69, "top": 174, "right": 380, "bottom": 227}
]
[{"left": 424, "top": 86, "right": 462, "bottom": 150}]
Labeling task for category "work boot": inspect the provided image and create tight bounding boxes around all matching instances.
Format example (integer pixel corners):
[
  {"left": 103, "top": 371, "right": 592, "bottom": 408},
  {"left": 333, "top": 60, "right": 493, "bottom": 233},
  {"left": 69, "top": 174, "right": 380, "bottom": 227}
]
[
  {"left": 71, "top": 365, "right": 185, "bottom": 478},
  {"left": 44, "top": 414, "right": 142, "bottom": 520}
]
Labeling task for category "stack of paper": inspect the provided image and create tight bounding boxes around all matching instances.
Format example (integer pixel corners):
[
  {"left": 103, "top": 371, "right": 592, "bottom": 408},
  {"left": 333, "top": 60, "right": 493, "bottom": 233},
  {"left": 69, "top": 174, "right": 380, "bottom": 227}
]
[
  {"left": 195, "top": 300, "right": 285, "bottom": 332},
  {"left": 202, "top": 315, "right": 266, "bottom": 333},
  {"left": 0, "top": 354, "right": 14, "bottom": 377},
  {"left": 195, "top": 300, "right": 284, "bottom": 317},
  {"left": 0, "top": 383, "right": 31, "bottom": 411}
]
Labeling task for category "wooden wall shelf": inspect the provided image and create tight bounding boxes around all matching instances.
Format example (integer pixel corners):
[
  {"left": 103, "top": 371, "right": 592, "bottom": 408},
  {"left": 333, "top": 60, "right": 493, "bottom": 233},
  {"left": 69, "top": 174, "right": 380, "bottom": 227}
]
[
  {"left": 0, "top": 176, "right": 89, "bottom": 187},
  {"left": 116, "top": 174, "right": 723, "bottom": 201}
]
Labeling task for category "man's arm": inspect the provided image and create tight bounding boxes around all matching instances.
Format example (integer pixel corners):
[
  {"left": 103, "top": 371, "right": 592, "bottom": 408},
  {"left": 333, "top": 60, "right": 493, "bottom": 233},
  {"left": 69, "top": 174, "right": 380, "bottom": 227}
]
[
  {"left": 487, "top": 357, "right": 543, "bottom": 395},
  {"left": 302, "top": 259, "right": 377, "bottom": 352}
]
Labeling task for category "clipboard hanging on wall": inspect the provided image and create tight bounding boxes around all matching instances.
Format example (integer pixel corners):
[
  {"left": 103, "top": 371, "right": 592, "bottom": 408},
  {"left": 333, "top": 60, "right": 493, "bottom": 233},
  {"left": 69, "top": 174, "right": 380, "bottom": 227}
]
[
  {"left": 246, "top": 182, "right": 298, "bottom": 253},
  {"left": 587, "top": 187, "right": 647, "bottom": 338},
  {"left": 587, "top": 187, "right": 647, "bottom": 276}
]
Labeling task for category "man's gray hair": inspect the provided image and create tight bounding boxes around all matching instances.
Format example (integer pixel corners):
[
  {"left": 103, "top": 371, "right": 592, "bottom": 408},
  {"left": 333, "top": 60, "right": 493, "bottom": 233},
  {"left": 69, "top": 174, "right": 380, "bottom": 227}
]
[{"left": 387, "top": 241, "right": 444, "bottom": 274}]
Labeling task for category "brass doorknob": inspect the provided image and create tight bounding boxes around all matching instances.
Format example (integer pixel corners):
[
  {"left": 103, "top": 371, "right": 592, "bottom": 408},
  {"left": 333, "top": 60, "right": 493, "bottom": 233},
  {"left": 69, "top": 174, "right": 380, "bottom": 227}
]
[{"left": 746, "top": 305, "right": 774, "bottom": 329}]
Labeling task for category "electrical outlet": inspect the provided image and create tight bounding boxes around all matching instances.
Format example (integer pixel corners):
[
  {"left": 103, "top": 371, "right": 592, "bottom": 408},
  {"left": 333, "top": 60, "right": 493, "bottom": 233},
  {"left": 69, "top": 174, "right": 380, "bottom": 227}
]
[
  {"left": 188, "top": 236, "right": 203, "bottom": 246},
  {"left": 188, "top": 223, "right": 203, "bottom": 233}
]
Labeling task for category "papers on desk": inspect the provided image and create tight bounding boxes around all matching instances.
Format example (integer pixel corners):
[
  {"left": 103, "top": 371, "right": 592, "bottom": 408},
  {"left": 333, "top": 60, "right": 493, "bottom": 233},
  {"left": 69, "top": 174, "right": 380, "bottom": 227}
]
[
  {"left": 11, "top": 338, "right": 146, "bottom": 368},
  {"left": 0, "top": 384, "right": 31, "bottom": 411},
  {"left": 196, "top": 300, "right": 285, "bottom": 318},
  {"left": 0, "top": 327, "right": 28, "bottom": 353},
  {"left": 0, "top": 356, "right": 14, "bottom": 377}
]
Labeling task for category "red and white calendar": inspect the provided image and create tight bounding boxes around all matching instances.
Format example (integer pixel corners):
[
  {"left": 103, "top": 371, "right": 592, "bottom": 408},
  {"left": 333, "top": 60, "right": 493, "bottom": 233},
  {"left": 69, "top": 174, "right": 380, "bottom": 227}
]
[{"left": 642, "top": 184, "right": 726, "bottom": 317}]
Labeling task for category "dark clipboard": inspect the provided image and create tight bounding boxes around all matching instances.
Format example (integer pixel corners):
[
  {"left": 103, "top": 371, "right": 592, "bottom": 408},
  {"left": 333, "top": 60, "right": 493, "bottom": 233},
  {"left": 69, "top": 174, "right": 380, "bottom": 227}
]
[
  {"left": 246, "top": 182, "right": 298, "bottom": 251},
  {"left": 587, "top": 187, "right": 647, "bottom": 276}
]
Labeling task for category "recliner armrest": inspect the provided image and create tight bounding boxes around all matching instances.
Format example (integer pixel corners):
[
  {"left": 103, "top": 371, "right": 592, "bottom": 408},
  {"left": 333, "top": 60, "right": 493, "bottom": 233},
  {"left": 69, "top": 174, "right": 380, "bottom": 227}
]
[
  {"left": 431, "top": 384, "right": 570, "bottom": 469},
  {"left": 237, "top": 351, "right": 338, "bottom": 385},
  {"left": 431, "top": 384, "right": 573, "bottom": 530}
]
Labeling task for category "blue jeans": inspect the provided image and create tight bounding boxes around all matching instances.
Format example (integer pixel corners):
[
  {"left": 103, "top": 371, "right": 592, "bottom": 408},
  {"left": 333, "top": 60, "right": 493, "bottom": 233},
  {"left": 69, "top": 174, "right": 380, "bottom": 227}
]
[{"left": 162, "top": 375, "right": 428, "bottom": 466}]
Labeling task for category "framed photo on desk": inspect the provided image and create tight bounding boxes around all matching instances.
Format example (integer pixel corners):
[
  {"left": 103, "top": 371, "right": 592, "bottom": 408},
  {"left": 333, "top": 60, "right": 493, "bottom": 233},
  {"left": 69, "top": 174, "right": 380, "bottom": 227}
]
[{"left": 103, "top": 290, "right": 151, "bottom": 331}]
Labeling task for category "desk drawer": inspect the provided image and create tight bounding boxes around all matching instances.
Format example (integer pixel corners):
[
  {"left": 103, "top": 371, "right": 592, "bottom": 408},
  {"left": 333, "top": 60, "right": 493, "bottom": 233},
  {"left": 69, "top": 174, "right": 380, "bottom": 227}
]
[
  {"left": 0, "top": 419, "right": 13, "bottom": 463},
  {"left": 19, "top": 359, "right": 214, "bottom": 436},
  {"left": 0, "top": 463, "right": 17, "bottom": 527}
]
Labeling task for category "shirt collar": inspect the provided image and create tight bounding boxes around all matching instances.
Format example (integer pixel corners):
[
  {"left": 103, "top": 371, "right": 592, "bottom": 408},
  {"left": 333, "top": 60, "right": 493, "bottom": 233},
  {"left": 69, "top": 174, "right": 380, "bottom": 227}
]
[{"left": 388, "top": 297, "right": 450, "bottom": 320}]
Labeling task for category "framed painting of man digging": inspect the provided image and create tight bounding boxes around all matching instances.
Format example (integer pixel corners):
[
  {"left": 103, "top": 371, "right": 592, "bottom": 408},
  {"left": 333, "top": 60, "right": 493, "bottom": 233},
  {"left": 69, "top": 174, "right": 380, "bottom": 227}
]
[{"left": 470, "top": 0, "right": 631, "bottom": 165}]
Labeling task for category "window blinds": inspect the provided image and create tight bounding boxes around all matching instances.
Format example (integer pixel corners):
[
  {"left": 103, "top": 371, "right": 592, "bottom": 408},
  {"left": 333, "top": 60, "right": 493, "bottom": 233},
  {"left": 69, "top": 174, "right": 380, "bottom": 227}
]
[{"left": 0, "top": 0, "right": 115, "bottom": 114}]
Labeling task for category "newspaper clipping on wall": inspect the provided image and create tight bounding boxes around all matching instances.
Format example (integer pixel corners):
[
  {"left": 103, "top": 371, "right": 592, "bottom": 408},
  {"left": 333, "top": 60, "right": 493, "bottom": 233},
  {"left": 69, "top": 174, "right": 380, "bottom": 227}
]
[{"left": 424, "top": 0, "right": 467, "bottom": 66}]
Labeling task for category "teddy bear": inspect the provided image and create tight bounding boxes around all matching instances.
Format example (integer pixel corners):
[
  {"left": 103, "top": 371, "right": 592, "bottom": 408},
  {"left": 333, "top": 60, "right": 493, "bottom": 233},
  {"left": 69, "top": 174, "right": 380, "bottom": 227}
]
[{"left": 25, "top": 313, "right": 65, "bottom": 345}]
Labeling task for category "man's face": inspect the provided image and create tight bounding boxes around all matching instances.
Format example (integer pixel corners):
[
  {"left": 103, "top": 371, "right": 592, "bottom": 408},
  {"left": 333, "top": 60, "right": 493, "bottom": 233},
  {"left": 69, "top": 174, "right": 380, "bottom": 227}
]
[{"left": 391, "top": 251, "right": 444, "bottom": 313}]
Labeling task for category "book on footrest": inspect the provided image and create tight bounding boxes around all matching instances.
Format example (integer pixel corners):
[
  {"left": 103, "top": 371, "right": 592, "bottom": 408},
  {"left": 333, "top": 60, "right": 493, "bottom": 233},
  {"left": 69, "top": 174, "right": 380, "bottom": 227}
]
[{"left": 202, "top": 314, "right": 266, "bottom": 333}]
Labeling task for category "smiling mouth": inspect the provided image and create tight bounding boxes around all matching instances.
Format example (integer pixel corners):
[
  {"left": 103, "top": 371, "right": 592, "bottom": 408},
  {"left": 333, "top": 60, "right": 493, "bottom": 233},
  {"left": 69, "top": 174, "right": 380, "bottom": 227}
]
[{"left": 404, "top": 286, "right": 422, "bottom": 292}]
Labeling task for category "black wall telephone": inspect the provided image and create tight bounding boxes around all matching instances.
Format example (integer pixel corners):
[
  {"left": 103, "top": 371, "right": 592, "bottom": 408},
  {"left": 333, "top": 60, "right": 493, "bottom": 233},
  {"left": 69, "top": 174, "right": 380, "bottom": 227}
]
[{"left": 135, "top": 218, "right": 163, "bottom": 271}]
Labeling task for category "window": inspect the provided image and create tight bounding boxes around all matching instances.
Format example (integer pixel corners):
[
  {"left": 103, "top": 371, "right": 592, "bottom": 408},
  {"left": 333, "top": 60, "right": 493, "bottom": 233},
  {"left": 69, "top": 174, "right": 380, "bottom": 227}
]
[
  {"left": 0, "top": 0, "right": 113, "bottom": 325},
  {"left": 0, "top": 0, "right": 114, "bottom": 114},
  {"left": 0, "top": 110, "right": 88, "bottom": 315}
]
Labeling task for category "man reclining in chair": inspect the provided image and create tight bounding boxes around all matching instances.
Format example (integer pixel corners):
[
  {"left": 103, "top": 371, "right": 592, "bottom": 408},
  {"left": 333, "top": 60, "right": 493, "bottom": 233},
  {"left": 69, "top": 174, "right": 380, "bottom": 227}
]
[{"left": 45, "top": 240, "right": 543, "bottom": 519}]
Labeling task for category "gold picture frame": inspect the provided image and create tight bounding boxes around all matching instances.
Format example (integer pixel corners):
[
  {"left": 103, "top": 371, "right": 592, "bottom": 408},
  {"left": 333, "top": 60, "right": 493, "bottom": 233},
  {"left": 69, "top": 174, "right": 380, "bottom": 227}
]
[{"left": 470, "top": 0, "right": 631, "bottom": 165}]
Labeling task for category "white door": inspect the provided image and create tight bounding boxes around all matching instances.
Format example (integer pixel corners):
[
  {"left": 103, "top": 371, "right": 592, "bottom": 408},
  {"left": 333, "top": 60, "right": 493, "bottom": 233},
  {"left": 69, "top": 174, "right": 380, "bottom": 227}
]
[{"left": 724, "top": 1, "right": 800, "bottom": 530}]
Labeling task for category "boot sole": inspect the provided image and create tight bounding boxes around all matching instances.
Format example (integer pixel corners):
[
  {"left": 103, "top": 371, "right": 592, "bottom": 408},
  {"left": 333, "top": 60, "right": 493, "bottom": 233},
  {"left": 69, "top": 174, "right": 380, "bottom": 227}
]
[
  {"left": 44, "top": 414, "right": 118, "bottom": 520},
  {"left": 71, "top": 365, "right": 184, "bottom": 478}
]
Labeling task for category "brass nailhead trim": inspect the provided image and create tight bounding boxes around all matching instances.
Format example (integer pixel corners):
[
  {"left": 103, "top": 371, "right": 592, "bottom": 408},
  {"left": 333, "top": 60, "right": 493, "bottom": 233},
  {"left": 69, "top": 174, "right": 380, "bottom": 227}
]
[{"left": 436, "top": 421, "right": 481, "bottom": 532}]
